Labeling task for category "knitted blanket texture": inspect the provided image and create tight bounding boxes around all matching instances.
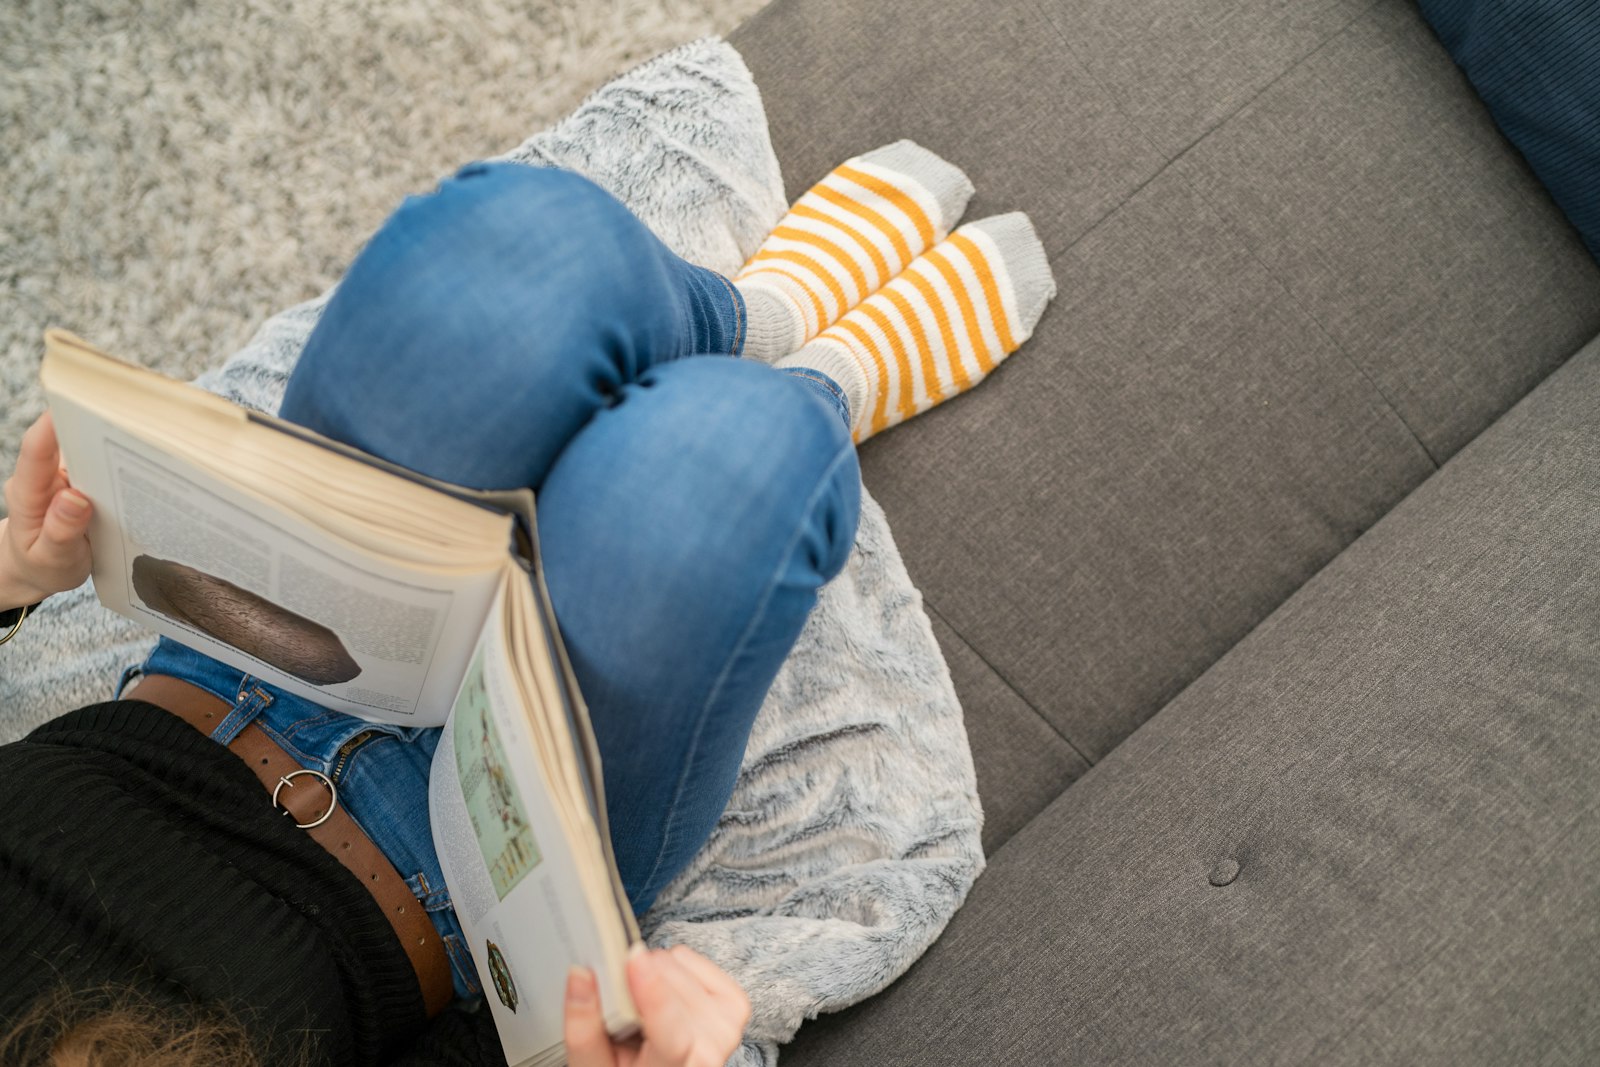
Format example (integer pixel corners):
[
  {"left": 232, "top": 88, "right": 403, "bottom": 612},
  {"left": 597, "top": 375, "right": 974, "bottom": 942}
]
[{"left": 0, "top": 38, "right": 985, "bottom": 1066}]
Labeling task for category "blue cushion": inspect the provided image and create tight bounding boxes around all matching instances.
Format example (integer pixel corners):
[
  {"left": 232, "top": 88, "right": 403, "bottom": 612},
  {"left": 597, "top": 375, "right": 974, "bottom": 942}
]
[{"left": 1416, "top": 0, "right": 1600, "bottom": 263}]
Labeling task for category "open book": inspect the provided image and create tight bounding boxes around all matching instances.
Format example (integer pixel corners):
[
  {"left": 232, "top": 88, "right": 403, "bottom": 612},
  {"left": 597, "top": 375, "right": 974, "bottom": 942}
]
[{"left": 40, "top": 328, "right": 640, "bottom": 1065}]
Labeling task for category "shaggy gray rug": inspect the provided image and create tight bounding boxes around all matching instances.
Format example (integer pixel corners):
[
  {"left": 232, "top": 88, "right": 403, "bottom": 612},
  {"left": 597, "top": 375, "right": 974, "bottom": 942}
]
[{"left": 0, "top": 0, "right": 768, "bottom": 511}]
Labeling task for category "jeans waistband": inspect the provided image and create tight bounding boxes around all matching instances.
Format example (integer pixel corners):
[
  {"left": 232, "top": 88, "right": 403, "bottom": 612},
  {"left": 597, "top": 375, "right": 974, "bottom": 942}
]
[{"left": 123, "top": 637, "right": 483, "bottom": 1002}]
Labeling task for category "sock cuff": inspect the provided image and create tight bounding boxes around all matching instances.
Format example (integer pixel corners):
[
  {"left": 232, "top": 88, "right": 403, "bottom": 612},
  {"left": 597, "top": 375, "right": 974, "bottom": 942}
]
[
  {"left": 856, "top": 140, "right": 975, "bottom": 234},
  {"left": 736, "top": 282, "right": 807, "bottom": 361}
]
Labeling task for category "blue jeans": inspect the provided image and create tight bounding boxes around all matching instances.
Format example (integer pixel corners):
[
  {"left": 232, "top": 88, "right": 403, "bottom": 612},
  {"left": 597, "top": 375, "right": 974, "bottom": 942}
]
[{"left": 126, "top": 162, "right": 862, "bottom": 1001}]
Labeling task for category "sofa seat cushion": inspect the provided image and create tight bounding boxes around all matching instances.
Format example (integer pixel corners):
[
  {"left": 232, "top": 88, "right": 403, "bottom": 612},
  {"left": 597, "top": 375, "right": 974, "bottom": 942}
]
[
  {"left": 780, "top": 332, "right": 1600, "bottom": 1064},
  {"left": 1418, "top": 0, "right": 1600, "bottom": 264},
  {"left": 731, "top": 0, "right": 1600, "bottom": 850}
]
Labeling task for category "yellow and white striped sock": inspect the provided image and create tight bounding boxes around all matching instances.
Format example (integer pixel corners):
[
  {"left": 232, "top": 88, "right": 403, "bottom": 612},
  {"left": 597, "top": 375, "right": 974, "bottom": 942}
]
[
  {"left": 735, "top": 140, "right": 975, "bottom": 361},
  {"left": 775, "top": 212, "right": 1056, "bottom": 443}
]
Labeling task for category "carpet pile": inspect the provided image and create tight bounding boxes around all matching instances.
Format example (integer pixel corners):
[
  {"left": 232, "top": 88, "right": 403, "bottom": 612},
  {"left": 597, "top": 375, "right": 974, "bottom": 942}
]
[{"left": 1, "top": 0, "right": 767, "bottom": 505}]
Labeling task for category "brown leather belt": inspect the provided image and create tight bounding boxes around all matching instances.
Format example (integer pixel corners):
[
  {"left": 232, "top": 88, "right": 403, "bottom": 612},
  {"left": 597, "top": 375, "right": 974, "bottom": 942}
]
[{"left": 126, "top": 673, "right": 454, "bottom": 1018}]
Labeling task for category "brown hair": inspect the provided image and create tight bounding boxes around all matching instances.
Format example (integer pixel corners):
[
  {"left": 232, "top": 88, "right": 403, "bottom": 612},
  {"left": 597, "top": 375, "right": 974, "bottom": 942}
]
[{"left": 0, "top": 986, "right": 292, "bottom": 1067}]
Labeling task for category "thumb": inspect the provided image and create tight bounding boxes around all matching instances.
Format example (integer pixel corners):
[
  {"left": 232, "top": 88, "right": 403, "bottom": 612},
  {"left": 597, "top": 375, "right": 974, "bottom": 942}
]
[
  {"left": 564, "top": 967, "right": 618, "bottom": 1067},
  {"left": 36, "top": 489, "right": 91, "bottom": 553}
]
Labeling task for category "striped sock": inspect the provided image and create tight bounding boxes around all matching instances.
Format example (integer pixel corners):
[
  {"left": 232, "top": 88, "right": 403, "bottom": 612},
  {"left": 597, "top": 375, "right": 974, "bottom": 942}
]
[
  {"left": 735, "top": 140, "right": 975, "bottom": 361},
  {"left": 774, "top": 212, "right": 1056, "bottom": 443}
]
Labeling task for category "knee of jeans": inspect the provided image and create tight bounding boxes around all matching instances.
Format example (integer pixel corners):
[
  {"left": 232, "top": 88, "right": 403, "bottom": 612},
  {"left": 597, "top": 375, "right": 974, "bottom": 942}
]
[
  {"left": 641, "top": 358, "right": 861, "bottom": 555},
  {"left": 656, "top": 359, "right": 852, "bottom": 467},
  {"left": 392, "top": 162, "right": 665, "bottom": 294},
  {"left": 282, "top": 162, "right": 678, "bottom": 460},
  {"left": 415, "top": 161, "right": 606, "bottom": 217}
]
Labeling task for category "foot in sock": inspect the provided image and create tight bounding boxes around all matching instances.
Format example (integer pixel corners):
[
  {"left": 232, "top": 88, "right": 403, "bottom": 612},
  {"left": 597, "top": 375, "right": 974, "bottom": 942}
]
[
  {"left": 734, "top": 140, "right": 975, "bottom": 361},
  {"left": 774, "top": 212, "right": 1055, "bottom": 444}
]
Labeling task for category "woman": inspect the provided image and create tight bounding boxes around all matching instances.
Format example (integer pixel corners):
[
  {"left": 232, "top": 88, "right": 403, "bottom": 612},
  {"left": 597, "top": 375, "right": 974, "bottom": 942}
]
[{"left": 0, "top": 153, "right": 1050, "bottom": 1065}]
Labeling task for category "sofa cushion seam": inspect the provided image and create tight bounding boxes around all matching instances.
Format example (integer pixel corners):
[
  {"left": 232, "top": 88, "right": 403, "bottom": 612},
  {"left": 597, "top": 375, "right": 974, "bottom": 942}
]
[
  {"left": 923, "top": 597, "right": 1094, "bottom": 769},
  {"left": 1037, "top": 0, "right": 1381, "bottom": 262},
  {"left": 1174, "top": 168, "right": 1444, "bottom": 470}
]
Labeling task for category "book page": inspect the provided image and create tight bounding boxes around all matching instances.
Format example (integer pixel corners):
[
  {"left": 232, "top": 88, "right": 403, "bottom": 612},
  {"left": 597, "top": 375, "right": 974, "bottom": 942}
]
[
  {"left": 56, "top": 405, "right": 503, "bottom": 725},
  {"left": 430, "top": 599, "right": 635, "bottom": 1067}
]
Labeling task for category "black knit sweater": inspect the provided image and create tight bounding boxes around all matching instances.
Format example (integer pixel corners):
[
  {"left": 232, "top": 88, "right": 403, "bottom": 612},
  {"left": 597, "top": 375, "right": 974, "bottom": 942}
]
[{"left": 0, "top": 700, "right": 507, "bottom": 1066}]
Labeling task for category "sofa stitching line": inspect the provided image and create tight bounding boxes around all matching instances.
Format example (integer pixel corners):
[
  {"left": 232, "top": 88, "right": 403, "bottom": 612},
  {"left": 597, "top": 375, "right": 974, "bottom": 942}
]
[
  {"left": 1025, "top": 0, "right": 1438, "bottom": 466},
  {"left": 1033, "top": 0, "right": 1381, "bottom": 262},
  {"left": 1177, "top": 171, "right": 1444, "bottom": 470},
  {"left": 1020, "top": 0, "right": 1165, "bottom": 168},
  {"left": 921, "top": 596, "right": 1094, "bottom": 770}
]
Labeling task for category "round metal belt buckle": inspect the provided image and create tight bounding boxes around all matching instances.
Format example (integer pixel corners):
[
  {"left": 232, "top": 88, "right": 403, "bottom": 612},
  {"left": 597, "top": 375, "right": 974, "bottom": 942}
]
[{"left": 271, "top": 768, "right": 339, "bottom": 829}]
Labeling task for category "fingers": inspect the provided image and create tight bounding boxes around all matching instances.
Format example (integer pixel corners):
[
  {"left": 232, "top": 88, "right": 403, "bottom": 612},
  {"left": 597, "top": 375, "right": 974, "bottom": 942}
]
[
  {"left": 564, "top": 951, "right": 751, "bottom": 1067},
  {"left": 666, "top": 946, "right": 750, "bottom": 1010},
  {"left": 2, "top": 412, "right": 93, "bottom": 601},
  {"left": 565, "top": 967, "right": 619, "bottom": 1067},
  {"left": 4, "top": 413, "right": 63, "bottom": 525},
  {"left": 630, "top": 950, "right": 702, "bottom": 1067},
  {"left": 631, "top": 948, "right": 749, "bottom": 1067},
  {"left": 38, "top": 489, "right": 91, "bottom": 549},
  {"left": 0, "top": 484, "right": 93, "bottom": 607},
  {"left": 658, "top": 948, "right": 751, "bottom": 1055}
]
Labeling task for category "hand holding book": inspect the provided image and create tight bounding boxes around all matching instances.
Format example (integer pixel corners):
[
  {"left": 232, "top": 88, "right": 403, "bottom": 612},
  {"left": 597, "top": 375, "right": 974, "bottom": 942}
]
[
  {"left": 565, "top": 947, "right": 751, "bottom": 1067},
  {"left": 0, "top": 412, "right": 93, "bottom": 615}
]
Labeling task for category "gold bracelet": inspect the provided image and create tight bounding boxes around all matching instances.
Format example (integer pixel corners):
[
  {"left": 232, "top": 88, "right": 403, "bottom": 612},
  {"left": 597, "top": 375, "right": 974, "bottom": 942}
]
[{"left": 0, "top": 603, "right": 32, "bottom": 647}]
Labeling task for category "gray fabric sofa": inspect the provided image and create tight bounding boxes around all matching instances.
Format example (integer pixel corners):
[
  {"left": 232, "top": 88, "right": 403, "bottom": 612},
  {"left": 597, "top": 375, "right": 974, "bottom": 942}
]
[{"left": 728, "top": 0, "right": 1600, "bottom": 1062}]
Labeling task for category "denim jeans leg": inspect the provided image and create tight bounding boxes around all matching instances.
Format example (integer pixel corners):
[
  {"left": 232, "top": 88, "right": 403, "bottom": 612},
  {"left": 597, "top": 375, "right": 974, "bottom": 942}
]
[
  {"left": 265, "top": 164, "right": 860, "bottom": 921},
  {"left": 536, "top": 356, "right": 861, "bottom": 913},
  {"left": 129, "top": 164, "right": 844, "bottom": 1001},
  {"left": 778, "top": 367, "right": 853, "bottom": 432},
  {"left": 278, "top": 162, "right": 748, "bottom": 491}
]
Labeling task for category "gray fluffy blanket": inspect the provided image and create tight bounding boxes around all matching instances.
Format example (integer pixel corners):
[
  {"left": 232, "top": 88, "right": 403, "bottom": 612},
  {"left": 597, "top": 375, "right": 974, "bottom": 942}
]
[{"left": 0, "top": 38, "right": 984, "bottom": 1066}]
